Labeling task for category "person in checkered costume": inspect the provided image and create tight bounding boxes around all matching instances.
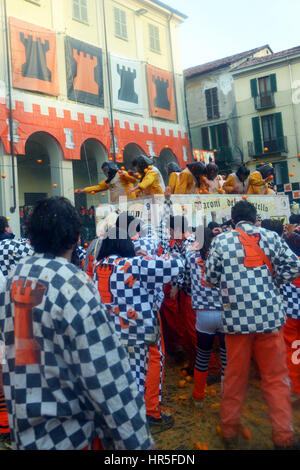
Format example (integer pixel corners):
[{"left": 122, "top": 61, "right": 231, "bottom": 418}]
[
  {"left": 0, "top": 216, "right": 34, "bottom": 446},
  {"left": 261, "top": 218, "right": 300, "bottom": 401},
  {"left": 205, "top": 200, "right": 300, "bottom": 450},
  {"left": 159, "top": 193, "right": 199, "bottom": 375},
  {"left": 184, "top": 229, "right": 227, "bottom": 408},
  {"left": 0, "top": 197, "right": 153, "bottom": 450},
  {"left": 93, "top": 226, "right": 184, "bottom": 432},
  {"left": 0, "top": 216, "right": 34, "bottom": 277}
]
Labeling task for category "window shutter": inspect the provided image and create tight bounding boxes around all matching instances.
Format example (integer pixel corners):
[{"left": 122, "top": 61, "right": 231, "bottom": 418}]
[
  {"left": 252, "top": 117, "right": 262, "bottom": 155},
  {"left": 270, "top": 74, "right": 277, "bottom": 93},
  {"left": 205, "top": 89, "right": 212, "bottom": 120},
  {"left": 275, "top": 112, "right": 284, "bottom": 151},
  {"left": 250, "top": 78, "right": 258, "bottom": 97},
  {"left": 212, "top": 87, "right": 219, "bottom": 118},
  {"left": 275, "top": 113, "right": 283, "bottom": 137},
  {"left": 216, "top": 124, "right": 223, "bottom": 148},
  {"left": 210, "top": 126, "right": 217, "bottom": 150},
  {"left": 201, "top": 127, "right": 210, "bottom": 150}
]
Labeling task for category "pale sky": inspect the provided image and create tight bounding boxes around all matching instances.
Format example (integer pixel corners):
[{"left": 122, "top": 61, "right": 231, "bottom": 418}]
[{"left": 166, "top": 0, "right": 300, "bottom": 70}]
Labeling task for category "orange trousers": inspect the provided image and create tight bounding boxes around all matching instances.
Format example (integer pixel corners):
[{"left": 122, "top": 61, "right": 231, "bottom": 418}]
[
  {"left": 221, "top": 330, "right": 294, "bottom": 446},
  {"left": 283, "top": 318, "right": 300, "bottom": 394},
  {"left": 144, "top": 314, "right": 166, "bottom": 419}
]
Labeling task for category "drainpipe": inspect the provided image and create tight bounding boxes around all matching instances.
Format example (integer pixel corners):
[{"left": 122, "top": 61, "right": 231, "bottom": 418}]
[
  {"left": 4, "top": 0, "right": 16, "bottom": 213},
  {"left": 167, "top": 13, "right": 193, "bottom": 163},
  {"left": 102, "top": 0, "right": 116, "bottom": 162},
  {"left": 287, "top": 59, "right": 300, "bottom": 156}
]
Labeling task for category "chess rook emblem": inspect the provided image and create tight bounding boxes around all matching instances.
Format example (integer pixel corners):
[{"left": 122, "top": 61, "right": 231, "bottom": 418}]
[
  {"left": 73, "top": 49, "right": 99, "bottom": 95},
  {"left": 11, "top": 279, "right": 47, "bottom": 366},
  {"left": 152, "top": 75, "right": 170, "bottom": 111},
  {"left": 20, "top": 32, "right": 52, "bottom": 82},
  {"left": 117, "top": 64, "right": 138, "bottom": 104},
  {"left": 96, "top": 264, "right": 114, "bottom": 304},
  {"left": 236, "top": 228, "right": 274, "bottom": 275}
]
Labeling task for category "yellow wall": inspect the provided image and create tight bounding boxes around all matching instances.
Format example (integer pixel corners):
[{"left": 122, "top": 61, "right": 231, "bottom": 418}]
[{"left": 7, "top": 0, "right": 53, "bottom": 29}]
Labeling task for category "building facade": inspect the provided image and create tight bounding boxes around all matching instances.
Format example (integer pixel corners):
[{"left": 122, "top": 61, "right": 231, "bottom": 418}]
[
  {"left": 184, "top": 46, "right": 272, "bottom": 173},
  {"left": 0, "top": 0, "right": 191, "bottom": 235},
  {"left": 232, "top": 46, "right": 300, "bottom": 203}
]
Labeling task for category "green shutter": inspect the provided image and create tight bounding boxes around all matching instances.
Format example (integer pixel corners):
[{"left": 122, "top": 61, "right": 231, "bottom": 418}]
[
  {"left": 216, "top": 124, "right": 223, "bottom": 148},
  {"left": 270, "top": 74, "right": 277, "bottom": 93},
  {"left": 252, "top": 117, "right": 262, "bottom": 155},
  {"left": 250, "top": 78, "right": 258, "bottom": 97},
  {"left": 275, "top": 113, "right": 284, "bottom": 137},
  {"left": 275, "top": 112, "right": 284, "bottom": 151},
  {"left": 210, "top": 126, "right": 217, "bottom": 149}
]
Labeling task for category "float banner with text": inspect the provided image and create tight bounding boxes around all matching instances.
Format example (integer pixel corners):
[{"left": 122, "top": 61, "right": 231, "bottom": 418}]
[
  {"left": 95, "top": 194, "right": 290, "bottom": 236},
  {"left": 153, "top": 194, "right": 290, "bottom": 226}
]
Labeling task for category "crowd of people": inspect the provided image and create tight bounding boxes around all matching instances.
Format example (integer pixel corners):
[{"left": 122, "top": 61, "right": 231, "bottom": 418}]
[{"left": 0, "top": 155, "right": 299, "bottom": 451}]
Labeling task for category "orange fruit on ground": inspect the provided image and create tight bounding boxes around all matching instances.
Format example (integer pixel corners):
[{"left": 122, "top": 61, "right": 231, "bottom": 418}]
[
  {"left": 181, "top": 369, "right": 188, "bottom": 377},
  {"left": 242, "top": 428, "right": 252, "bottom": 440},
  {"left": 186, "top": 376, "right": 193, "bottom": 383},
  {"left": 195, "top": 442, "right": 209, "bottom": 450},
  {"left": 178, "top": 380, "right": 186, "bottom": 388},
  {"left": 209, "top": 388, "right": 217, "bottom": 396}
]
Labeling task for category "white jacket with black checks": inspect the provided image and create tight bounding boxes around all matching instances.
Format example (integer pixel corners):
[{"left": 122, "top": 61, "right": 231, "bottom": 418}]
[
  {"left": 205, "top": 223, "right": 300, "bottom": 334},
  {"left": 0, "top": 254, "right": 153, "bottom": 450}
]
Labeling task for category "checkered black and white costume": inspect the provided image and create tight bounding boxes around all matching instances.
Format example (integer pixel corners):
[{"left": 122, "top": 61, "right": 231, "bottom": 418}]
[
  {"left": 75, "top": 245, "right": 86, "bottom": 264},
  {"left": 93, "top": 254, "right": 184, "bottom": 393},
  {"left": 205, "top": 223, "right": 300, "bottom": 334},
  {"left": 185, "top": 250, "right": 222, "bottom": 311},
  {"left": 0, "top": 238, "right": 34, "bottom": 276},
  {"left": 281, "top": 280, "right": 300, "bottom": 320},
  {"left": 93, "top": 254, "right": 184, "bottom": 346},
  {"left": 0, "top": 254, "right": 153, "bottom": 450}
]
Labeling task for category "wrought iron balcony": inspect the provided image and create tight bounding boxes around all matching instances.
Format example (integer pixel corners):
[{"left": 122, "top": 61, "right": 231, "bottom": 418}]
[
  {"left": 254, "top": 92, "right": 275, "bottom": 110},
  {"left": 248, "top": 136, "right": 288, "bottom": 157}
]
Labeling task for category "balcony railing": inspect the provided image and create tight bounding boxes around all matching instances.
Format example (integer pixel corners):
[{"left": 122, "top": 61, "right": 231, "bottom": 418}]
[
  {"left": 248, "top": 136, "right": 288, "bottom": 157},
  {"left": 254, "top": 92, "right": 275, "bottom": 110}
]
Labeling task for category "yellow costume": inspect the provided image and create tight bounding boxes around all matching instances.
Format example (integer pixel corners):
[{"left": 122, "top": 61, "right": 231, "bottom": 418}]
[
  {"left": 247, "top": 171, "right": 273, "bottom": 195},
  {"left": 175, "top": 168, "right": 198, "bottom": 194},
  {"left": 223, "top": 173, "right": 250, "bottom": 194},
  {"left": 168, "top": 172, "right": 181, "bottom": 194},
  {"left": 137, "top": 167, "right": 165, "bottom": 196},
  {"left": 84, "top": 171, "right": 136, "bottom": 202}
]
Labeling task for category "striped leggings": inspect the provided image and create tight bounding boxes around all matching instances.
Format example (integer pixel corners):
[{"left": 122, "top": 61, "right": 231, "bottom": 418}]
[{"left": 195, "top": 310, "right": 227, "bottom": 376}]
